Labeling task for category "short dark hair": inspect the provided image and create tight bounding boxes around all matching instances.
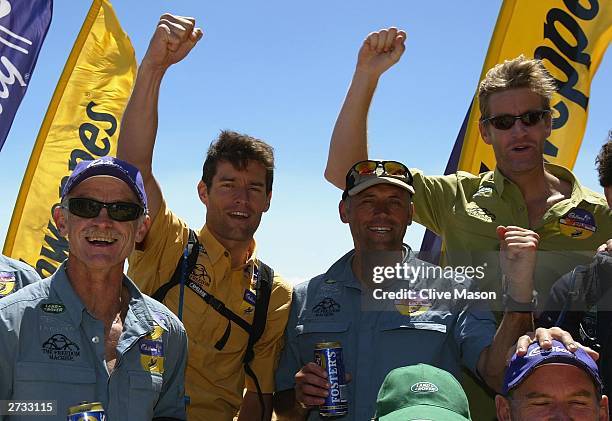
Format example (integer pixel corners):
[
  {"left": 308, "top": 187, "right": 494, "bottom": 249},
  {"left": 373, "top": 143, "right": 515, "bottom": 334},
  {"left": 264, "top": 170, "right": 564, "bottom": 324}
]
[
  {"left": 202, "top": 130, "right": 274, "bottom": 192},
  {"left": 596, "top": 131, "right": 612, "bottom": 188}
]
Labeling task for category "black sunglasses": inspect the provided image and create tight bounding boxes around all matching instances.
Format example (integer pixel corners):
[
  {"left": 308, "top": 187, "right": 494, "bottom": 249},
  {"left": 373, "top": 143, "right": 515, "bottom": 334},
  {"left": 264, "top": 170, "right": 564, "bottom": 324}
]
[
  {"left": 482, "top": 109, "right": 550, "bottom": 130},
  {"left": 65, "top": 198, "right": 144, "bottom": 222}
]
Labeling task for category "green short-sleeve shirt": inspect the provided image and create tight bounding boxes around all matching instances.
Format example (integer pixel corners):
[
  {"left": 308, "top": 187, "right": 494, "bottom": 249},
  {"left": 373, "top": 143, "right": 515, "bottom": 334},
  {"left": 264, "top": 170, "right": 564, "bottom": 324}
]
[{"left": 411, "top": 163, "right": 612, "bottom": 299}]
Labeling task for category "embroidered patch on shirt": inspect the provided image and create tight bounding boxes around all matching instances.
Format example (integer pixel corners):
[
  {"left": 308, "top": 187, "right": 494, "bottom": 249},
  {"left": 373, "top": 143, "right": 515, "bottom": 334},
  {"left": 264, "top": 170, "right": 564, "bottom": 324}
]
[
  {"left": 0, "top": 272, "right": 16, "bottom": 297},
  {"left": 41, "top": 333, "right": 81, "bottom": 361},
  {"left": 312, "top": 298, "right": 341, "bottom": 317},
  {"left": 472, "top": 186, "right": 494, "bottom": 198},
  {"left": 140, "top": 325, "right": 165, "bottom": 374},
  {"left": 395, "top": 296, "right": 432, "bottom": 317},
  {"left": 559, "top": 208, "right": 596, "bottom": 239},
  {"left": 466, "top": 205, "right": 496, "bottom": 223},
  {"left": 41, "top": 303, "right": 65, "bottom": 313},
  {"left": 189, "top": 263, "right": 211, "bottom": 287},
  {"left": 243, "top": 289, "right": 257, "bottom": 306},
  {"left": 240, "top": 289, "right": 256, "bottom": 314}
]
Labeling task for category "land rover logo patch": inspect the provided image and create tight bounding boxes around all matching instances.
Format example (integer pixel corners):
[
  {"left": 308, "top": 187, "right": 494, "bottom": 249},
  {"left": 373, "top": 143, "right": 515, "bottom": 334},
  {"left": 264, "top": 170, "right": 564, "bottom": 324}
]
[
  {"left": 42, "top": 303, "right": 65, "bottom": 313},
  {"left": 411, "top": 382, "right": 439, "bottom": 393}
]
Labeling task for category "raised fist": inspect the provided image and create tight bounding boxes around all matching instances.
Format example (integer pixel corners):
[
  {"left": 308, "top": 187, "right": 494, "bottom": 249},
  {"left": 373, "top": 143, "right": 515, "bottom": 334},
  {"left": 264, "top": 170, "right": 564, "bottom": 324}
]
[{"left": 356, "top": 27, "right": 406, "bottom": 78}]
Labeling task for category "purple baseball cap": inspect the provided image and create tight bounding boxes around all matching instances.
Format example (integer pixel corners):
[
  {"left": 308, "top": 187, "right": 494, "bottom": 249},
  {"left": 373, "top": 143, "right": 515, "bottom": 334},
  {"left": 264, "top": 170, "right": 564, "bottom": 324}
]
[
  {"left": 61, "top": 156, "right": 148, "bottom": 210},
  {"left": 503, "top": 339, "right": 602, "bottom": 396}
]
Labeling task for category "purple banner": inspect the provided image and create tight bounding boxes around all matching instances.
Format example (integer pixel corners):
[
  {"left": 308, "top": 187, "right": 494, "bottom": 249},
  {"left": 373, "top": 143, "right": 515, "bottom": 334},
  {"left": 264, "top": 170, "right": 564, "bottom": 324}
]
[{"left": 0, "top": 0, "right": 52, "bottom": 151}]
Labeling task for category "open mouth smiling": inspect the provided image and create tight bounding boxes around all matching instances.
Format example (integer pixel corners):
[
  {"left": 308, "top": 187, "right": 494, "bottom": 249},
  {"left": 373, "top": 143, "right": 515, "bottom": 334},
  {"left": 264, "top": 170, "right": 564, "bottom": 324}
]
[
  {"left": 228, "top": 211, "right": 250, "bottom": 219},
  {"left": 85, "top": 234, "right": 118, "bottom": 246},
  {"left": 369, "top": 226, "right": 392, "bottom": 234}
]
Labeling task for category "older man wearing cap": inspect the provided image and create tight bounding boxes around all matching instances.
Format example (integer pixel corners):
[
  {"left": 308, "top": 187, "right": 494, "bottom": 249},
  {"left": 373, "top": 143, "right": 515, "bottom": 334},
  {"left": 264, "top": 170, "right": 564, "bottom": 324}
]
[
  {"left": 496, "top": 339, "right": 609, "bottom": 420},
  {"left": 273, "top": 159, "right": 578, "bottom": 420},
  {"left": 0, "top": 157, "right": 188, "bottom": 421}
]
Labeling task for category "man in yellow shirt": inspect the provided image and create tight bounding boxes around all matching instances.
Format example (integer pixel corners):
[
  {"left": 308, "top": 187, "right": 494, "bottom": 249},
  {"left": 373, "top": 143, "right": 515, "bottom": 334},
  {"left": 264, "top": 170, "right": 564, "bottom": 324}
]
[{"left": 117, "top": 14, "right": 292, "bottom": 421}]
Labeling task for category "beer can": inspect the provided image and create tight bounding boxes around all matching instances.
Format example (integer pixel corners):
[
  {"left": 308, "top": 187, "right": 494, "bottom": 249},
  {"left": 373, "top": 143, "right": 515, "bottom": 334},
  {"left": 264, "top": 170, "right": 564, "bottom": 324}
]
[
  {"left": 314, "top": 341, "right": 348, "bottom": 417},
  {"left": 67, "top": 401, "right": 106, "bottom": 421}
]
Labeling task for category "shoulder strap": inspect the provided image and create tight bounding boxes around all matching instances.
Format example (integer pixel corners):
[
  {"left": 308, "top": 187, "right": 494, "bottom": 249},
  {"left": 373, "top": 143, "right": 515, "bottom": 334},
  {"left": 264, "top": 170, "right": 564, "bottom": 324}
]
[
  {"left": 583, "top": 259, "right": 600, "bottom": 310},
  {"left": 244, "top": 260, "right": 273, "bottom": 364},
  {"left": 152, "top": 229, "right": 200, "bottom": 302},
  {"left": 554, "top": 265, "right": 587, "bottom": 326},
  {"left": 243, "top": 260, "right": 273, "bottom": 421}
]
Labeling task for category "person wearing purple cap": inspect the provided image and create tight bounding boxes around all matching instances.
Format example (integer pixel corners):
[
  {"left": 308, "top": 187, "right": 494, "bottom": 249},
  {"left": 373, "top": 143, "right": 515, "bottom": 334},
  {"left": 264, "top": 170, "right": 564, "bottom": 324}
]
[
  {"left": 0, "top": 157, "right": 188, "bottom": 420},
  {"left": 496, "top": 339, "right": 609, "bottom": 420}
]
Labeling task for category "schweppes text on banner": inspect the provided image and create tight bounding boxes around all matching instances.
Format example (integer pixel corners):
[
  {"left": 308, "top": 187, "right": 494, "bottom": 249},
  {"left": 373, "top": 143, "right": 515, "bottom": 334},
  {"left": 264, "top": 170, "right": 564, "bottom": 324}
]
[
  {"left": 3, "top": 0, "right": 136, "bottom": 277},
  {"left": 458, "top": 0, "right": 612, "bottom": 175}
]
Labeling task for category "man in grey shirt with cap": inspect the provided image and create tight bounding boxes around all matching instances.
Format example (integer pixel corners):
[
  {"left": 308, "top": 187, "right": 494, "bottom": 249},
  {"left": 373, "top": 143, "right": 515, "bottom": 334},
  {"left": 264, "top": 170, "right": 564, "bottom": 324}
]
[
  {"left": 0, "top": 157, "right": 187, "bottom": 421},
  {"left": 273, "top": 159, "right": 582, "bottom": 420}
]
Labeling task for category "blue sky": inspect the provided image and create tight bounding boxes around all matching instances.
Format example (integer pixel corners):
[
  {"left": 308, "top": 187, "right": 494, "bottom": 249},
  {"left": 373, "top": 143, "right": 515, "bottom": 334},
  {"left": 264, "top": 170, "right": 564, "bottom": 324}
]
[{"left": 1, "top": 1, "right": 610, "bottom": 283}]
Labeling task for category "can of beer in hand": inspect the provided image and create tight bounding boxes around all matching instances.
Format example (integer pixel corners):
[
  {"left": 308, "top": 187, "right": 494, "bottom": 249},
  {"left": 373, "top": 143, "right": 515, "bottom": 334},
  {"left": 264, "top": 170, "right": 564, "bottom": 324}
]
[
  {"left": 67, "top": 401, "right": 106, "bottom": 421},
  {"left": 314, "top": 341, "right": 348, "bottom": 417}
]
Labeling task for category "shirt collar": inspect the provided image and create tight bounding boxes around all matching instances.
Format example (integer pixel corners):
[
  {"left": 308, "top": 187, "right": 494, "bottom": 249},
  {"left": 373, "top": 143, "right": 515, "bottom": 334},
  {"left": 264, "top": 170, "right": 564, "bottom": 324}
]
[
  {"left": 50, "top": 262, "right": 85, "bottom": 328},
  {"left": 492, "top": 163, "right": 591, "bottom": 202},
  {"left": 324, "top": 245, "right": 414, "bottom": 291},
  {"left": 50, "top": 261, "right": 158, "bottom": 334},
  {"left": 199, "top": 224, "right": 257, "bottom": 269},
  {"left": 123, "top": 273, "right": 159, "bottom": 333}
]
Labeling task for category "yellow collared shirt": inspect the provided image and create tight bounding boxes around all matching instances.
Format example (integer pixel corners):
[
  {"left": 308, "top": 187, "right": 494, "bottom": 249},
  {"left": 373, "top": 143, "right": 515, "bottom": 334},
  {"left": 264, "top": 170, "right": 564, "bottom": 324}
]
[{"left": 128, "top": 200, "right": 292, "bottom": 421}]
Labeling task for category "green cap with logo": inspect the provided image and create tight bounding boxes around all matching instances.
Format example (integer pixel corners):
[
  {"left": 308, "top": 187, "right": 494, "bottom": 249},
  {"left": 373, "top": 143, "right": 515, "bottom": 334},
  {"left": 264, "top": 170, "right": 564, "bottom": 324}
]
[{"left": 374, "top": 364, "right": 471, "bottom": 421}]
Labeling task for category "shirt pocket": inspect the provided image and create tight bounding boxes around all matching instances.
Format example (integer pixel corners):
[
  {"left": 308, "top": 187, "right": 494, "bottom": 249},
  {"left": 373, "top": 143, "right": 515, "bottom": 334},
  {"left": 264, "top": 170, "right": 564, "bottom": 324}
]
[
  {"left": 128, "top": 370, "right": 163, "bottom": 418},
  {"left": 14, "top": 362, "right": 96, "bottom": 411},
  {"left": 378, "top": 314, "right": 448, "bottom": 354},
  {"left": 295, "top": 321, "right": 350, "bottom": 363}
]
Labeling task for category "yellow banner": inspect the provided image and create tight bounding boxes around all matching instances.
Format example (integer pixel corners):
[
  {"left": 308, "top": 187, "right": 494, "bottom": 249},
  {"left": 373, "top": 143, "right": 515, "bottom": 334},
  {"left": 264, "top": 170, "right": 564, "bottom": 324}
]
[
  {"left": 459, "top": 0, "right": 612, "bottom": 174},
  {"left": 3, "top": 0, "right": 136, "bottom": 277}
]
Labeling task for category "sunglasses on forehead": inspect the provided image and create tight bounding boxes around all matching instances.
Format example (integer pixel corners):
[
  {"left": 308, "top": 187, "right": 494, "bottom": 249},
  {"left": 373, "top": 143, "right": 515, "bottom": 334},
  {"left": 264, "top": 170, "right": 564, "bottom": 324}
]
[
  {"left": 64, "top": 198, "right": 144, "bottom": 222},
  {"left": 350, "top": 160, "right": 412, "bottom": 178},
  {"left": 482, "top": 109, "right": 551, "bottom": 130}
]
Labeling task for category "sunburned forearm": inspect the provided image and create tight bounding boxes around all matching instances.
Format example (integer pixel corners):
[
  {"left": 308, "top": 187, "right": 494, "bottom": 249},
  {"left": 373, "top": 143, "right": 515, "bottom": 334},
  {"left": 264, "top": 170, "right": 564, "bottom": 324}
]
[
  {"left": 325, "top": 70, "right": 378, "bottom": 189},
  {"left": 479, "top": 311, "right": 534, "bottom": 392},
  {"left": 117, "top": 61, "right": 165, "bottom": 177}
]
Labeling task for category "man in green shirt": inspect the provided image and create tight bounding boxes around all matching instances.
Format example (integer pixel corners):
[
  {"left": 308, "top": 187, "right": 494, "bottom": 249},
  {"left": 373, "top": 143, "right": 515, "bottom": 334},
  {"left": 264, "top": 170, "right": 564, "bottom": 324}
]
[{"left": 324, "top": 27, "right": 611, "bottom": 303}]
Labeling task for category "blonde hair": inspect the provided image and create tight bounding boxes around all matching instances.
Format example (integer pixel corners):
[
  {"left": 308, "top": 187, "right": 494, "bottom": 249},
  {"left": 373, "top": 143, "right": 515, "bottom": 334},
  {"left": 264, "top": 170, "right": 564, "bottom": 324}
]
[{"left": 478, "top": 55, "right": 557, "bottom": 118}]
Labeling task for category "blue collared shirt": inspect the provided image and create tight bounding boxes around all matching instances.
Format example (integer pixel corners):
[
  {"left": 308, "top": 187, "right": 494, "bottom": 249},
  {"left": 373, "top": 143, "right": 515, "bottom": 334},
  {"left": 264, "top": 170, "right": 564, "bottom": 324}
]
[
  {"left": 275, "top": 247, "right": 496, "bottom": 420},
  {"left": 0, "top": 263, "right": 187, "bottom": 421},
  {"left": 0, "top": 255, "right": 41, "bottom": 299}
]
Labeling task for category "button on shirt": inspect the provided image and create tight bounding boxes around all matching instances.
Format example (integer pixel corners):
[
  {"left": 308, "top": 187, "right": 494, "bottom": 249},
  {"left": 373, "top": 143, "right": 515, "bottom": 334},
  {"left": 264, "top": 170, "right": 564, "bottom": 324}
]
[
  {"left": 275, "top": 248, "right": 496, "bottom": 420},
  {"left": 0, "top": 263, "right": 187, "bottom": 421},
  {"left": 0, "top": 255, "right": 41, "bottom": 298}
]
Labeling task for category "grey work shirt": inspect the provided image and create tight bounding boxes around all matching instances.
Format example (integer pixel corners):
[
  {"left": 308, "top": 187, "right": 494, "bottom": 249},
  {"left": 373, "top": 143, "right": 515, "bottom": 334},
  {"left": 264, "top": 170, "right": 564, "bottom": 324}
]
[
  {"left": 0, "top": 255, "right": 41, "bottom": 298},
  {"left": 275, "top": 247, "right": 496, "bottom": 420},
  {"left": 0, "top": 263, "right": 187, "bottom": 421}
]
